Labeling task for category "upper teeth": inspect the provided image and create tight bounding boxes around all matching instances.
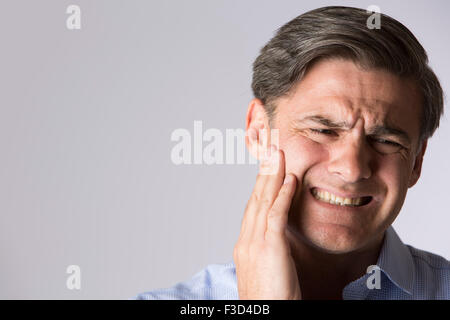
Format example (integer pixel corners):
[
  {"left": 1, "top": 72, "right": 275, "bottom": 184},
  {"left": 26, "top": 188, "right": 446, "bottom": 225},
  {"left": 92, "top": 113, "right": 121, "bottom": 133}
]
[{"left": 312, "top": 189, "right": 364, "bottom": 206}]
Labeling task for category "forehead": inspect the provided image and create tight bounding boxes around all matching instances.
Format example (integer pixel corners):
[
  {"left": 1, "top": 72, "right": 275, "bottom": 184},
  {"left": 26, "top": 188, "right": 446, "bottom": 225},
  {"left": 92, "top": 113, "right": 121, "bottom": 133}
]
[{"left": 277, "top": 58, "right": 422, "bottom": 135}]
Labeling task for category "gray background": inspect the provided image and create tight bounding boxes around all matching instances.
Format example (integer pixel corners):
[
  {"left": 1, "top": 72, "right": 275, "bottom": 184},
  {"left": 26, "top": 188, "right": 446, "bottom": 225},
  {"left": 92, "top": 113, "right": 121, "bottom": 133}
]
[{"left": 0, "top": 0, "right": 449, "bottom": 299}]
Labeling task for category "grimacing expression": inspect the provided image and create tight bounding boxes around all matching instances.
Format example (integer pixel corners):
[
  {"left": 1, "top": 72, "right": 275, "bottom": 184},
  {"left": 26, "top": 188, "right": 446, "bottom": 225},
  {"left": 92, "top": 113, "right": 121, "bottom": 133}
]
[{"left": 248, "top": 58, "right": 427, "bottom": 254}]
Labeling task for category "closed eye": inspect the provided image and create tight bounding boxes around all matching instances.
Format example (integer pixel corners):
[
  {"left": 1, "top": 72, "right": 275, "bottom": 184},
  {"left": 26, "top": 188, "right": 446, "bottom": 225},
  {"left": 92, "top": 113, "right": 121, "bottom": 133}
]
[
  {"left": 309, "top": 128, "right": 337, "bottom": 136},
  {"left": 371, "top": 138, "right": 402, "bottom": 147},
  {"left": 369, "top": 137, "right": 404, "bottom": 154},
  {"left": 307, "top": 129, "right": 405, "bottom": 153}
]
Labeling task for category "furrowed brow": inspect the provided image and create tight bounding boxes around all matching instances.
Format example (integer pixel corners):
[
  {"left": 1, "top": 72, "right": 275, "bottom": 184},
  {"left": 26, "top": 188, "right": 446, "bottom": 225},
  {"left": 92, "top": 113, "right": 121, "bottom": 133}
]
[
  {"left": 368, "top": 125, "right": 411, "bottom": 145},
  {"left": 294, "top": 115, "right": 350, "bottom": 129},
  {"left": 294, "top": 115, "right": 412, "bottom": 145}
]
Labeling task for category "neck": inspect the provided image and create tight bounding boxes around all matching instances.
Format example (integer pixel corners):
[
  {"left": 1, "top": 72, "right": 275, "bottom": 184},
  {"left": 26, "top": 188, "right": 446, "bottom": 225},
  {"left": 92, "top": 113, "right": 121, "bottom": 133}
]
[{"left": 286, "top": 226, "right": 385, "bottom": 300}]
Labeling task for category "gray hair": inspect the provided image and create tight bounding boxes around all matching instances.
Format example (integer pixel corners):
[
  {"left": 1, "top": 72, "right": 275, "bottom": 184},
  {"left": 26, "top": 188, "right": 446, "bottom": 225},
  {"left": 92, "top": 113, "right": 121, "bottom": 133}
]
[{"left": 251, "top": 6, "right": 444, "bottom": 142}]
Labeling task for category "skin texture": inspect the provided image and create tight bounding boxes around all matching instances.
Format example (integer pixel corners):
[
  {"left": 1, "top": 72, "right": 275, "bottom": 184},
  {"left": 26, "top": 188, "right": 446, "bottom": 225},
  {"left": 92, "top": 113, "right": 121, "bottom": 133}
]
[{"left": 233, "top": 58, "right": 428, "bottom": 299}]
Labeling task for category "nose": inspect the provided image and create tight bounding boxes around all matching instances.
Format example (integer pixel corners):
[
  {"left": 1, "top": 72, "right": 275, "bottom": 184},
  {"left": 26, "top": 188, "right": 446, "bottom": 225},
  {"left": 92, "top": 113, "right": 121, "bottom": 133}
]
[{"left": 327, "top": 132, "right": 372, "bottom": 183}]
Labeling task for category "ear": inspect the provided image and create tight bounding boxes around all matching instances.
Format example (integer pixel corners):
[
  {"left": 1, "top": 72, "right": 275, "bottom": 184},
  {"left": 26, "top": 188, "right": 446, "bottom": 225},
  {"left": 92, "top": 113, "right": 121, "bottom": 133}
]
[
  {"left": 245, "top": 98, "right": 272, "bottom": 161},
  {"left": 408, "top": 139, "right": 427, "bottom": 188}
]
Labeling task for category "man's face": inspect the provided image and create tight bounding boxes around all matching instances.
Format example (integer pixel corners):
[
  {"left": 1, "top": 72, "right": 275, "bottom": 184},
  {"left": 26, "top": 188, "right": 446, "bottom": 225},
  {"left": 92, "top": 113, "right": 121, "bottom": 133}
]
[{"left": 247, "top": 58, "right": 427, "bottom": 254}]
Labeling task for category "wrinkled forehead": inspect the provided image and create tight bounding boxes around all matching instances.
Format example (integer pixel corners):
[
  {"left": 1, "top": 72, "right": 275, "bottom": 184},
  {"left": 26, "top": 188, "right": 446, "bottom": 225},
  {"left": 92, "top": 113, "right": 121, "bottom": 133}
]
[{"left": 279, "top": 59, "right": 422, "bottom": 136}]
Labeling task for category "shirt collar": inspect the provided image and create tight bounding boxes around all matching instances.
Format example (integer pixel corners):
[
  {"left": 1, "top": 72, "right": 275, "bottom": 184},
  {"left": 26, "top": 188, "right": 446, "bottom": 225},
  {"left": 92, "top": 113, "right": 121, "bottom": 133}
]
[{"left": 376, "top": 225, "right": 415, "bottom": 295}]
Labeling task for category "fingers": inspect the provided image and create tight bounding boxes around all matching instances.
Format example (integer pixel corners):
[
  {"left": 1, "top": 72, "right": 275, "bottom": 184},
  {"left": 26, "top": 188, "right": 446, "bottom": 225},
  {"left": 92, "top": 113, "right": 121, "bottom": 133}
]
[
  {"left": 238, "top": 129, "right": 270, "bottom": 243},
  {"left": 239, "top": 129, "right": 292, "bottom": 244},
  {"left": 265, "top": 173, "right": 297, "bottom": 239},
  {"left": 234, "top": 127, "right": 302, "bottom": 300},
  {"left": 252, "top": 146, "right": 286, "bottom": 241}
]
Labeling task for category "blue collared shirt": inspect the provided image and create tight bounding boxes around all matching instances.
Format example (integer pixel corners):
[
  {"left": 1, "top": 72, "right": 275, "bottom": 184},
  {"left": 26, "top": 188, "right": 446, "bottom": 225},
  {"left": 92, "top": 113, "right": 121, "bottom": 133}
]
[{"left": 135, "top": 226, "right": 450, "bottom": 300}]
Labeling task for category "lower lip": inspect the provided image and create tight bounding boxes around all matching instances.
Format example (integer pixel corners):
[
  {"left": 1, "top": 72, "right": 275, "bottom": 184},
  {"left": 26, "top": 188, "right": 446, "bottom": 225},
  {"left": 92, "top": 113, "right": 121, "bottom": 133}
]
[{"left": 308, "top": 188, "right": 373, "bottom": 211}]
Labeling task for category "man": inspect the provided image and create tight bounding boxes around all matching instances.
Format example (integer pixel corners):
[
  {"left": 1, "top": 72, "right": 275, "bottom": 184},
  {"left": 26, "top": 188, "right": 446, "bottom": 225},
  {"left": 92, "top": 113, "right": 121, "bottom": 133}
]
[{"left": 137, "top": 6, "right": 449, "bottom": 299}]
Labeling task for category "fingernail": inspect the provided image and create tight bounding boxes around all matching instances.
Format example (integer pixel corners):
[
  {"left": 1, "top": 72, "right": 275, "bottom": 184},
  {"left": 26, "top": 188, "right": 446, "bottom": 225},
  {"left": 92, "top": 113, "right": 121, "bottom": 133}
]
[
  {"left": 264, "top": 146, "right": 271, "bottom": 159},
  {"left": 270, "top": 144, "right": 277, "bottom": 154},
  {"left": 248, "top": 128, "right": 257, "bottom": 142},
  {"left": 264, "top": 144, "right": 277, "bottom": 163},
  {"left": 283, "top": 174, "right": 293, "bottom": 184}
]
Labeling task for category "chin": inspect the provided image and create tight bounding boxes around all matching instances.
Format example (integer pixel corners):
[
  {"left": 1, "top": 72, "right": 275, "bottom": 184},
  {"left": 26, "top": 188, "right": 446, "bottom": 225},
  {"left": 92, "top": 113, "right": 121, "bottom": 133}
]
[{"left": 299, "top": 221, "right": 367, "bottom": 254}]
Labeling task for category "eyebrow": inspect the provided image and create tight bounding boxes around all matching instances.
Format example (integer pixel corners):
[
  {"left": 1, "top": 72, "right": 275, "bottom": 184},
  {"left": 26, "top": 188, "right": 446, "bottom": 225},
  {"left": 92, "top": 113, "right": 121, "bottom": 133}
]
[{"left": 295, "top": 115, "right": 411, "bottom": 145}]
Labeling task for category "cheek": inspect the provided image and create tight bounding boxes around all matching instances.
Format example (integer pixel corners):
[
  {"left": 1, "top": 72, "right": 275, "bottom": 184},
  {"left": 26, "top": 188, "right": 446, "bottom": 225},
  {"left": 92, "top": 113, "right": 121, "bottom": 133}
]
[
  {"left": 375, "top": 156, "right": 412, "bottom": 214},
  {"left": 379, "top": 156, "right": 413, "bottom": 190},
  {"left": 280, "top": 136, "right": 328, "bottom": 177}
]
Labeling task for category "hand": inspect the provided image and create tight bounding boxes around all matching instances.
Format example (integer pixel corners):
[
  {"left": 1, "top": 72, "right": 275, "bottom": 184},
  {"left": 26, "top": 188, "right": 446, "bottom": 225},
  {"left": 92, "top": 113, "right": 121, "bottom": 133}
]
[{"left": 233, "top": 139, "right": 301, "bottom": 300}]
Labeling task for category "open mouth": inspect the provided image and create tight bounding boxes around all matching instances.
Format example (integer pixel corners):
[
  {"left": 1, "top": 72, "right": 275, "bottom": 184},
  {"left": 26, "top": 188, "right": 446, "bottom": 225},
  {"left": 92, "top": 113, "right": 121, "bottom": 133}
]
[{"left": 310, "top": 188, "right": 372, "bottom": 207}]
